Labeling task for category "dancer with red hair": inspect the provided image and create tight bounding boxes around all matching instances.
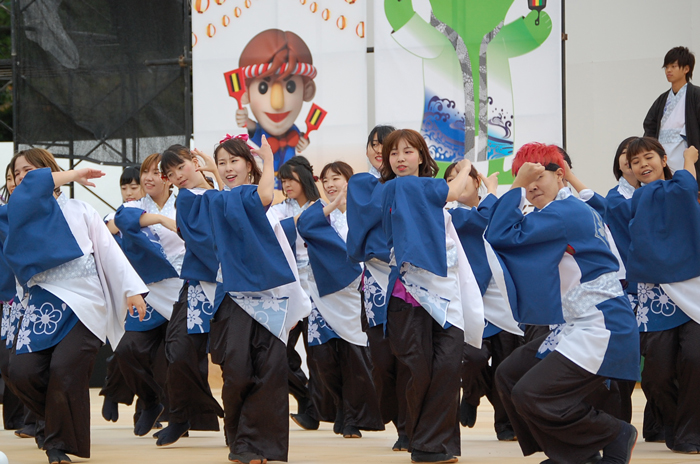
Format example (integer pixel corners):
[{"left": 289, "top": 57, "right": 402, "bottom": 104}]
[{"left": 486, "top": 143, "right": 640, "bottom": 464}]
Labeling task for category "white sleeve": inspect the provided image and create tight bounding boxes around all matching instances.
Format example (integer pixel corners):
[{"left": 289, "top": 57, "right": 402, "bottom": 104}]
[{"left": 88, "top": 205, "right": 148, "bottom": 347}]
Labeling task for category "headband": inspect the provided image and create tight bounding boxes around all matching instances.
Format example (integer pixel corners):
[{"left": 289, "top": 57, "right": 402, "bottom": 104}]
[
  {"left": 242, "top": 62, "right": 317, "bottom": 80},
  {"left": 544, "top": 163, "right": 563, "bottom": 172}
]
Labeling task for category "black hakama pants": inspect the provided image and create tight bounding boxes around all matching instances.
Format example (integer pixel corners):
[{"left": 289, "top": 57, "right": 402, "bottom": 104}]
[
  {"left": 366, "top": 324, "right": 408, "bottom": 437},
  {"left": 461, "top": 330, "right": 522, "bottom": 434},
  {"left": 286, "top": 322, "right": 310, "bottom": 411},
  {"left": 99, "top": 353, "right": 135, "bottom": 406},
  {"left": 386, "top": 297, "right": 463, "bottom": 456},
  {"left": 8, "top": 321, "right": 101, "bottom": 458},
  {"left": 0, "top": 343, "right": 25, "bottom": 429},
  {"left": 115, "top": 323, "right": 169, "bottom": 411},
  {"left": 495, "top": 334, "right": 623, "bottom": 464},
  {"left": 209, "top": 295, "right": 289, "bottom": 461},
  {"left": 307, "top": 338, "right": 385, "bottom": 431},
  {"left": 639, "top": 320, "right": 700, "bottom": 448},
  {"left": 164, "top": 284, "right": 223, "bottom": 428}
]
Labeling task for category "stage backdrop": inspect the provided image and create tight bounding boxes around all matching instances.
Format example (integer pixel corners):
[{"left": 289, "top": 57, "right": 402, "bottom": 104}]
[
  {"left": 373, "top": 0, "right": 562, "bottom": 184},
  {"left": 192, "top": 0, "right": 368, "bottom": 185},
  {"left": 192, "top": 0, "right": 562, "bottom": 186}
]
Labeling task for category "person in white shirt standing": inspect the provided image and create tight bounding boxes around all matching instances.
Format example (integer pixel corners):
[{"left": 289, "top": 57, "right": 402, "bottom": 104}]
[{"left": 644, "top": 46, "right": 700, "bottom": 189}]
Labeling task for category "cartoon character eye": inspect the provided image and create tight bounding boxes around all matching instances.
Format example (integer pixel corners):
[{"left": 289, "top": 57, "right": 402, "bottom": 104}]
[
  {"left": 286, "top": 80, "right": 297, "bottom": 93},
  {"left": 258, "top": 81, "right": 269, "bottom": 94}
]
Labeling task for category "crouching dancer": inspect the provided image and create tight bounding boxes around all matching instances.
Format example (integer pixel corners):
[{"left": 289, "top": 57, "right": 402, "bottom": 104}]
[{"left": 486, "top": 143, "right": 640, "bottom": 464}]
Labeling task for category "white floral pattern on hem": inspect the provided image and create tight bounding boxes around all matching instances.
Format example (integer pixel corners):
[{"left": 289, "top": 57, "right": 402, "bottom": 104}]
[
  {"left": 636, "top": 283, "right": 684, "bottom": 332},
  {"left": 229, "top": 292, "right": 289, "bottom": 339},
  {"left": 307, "top": 300, "right": 338, "bottom": 346},
  {"left": 187, "top": 283, "right": 214, "bottom": 333}
]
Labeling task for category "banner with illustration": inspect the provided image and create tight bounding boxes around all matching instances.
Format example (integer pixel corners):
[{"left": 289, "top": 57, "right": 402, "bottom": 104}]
[
  {"left": 373, "top": 0, "right": 563, "bottom": 183},
  {"left": 192, "top": 0, "right": 368, "bottom": 187},
  {"left": 192, "top": 0, "right": 562, "bottom": 187}
]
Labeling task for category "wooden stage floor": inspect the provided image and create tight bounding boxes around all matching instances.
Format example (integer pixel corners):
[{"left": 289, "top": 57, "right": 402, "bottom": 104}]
[{"left": 0, "top": 387, "right": 691, "bottom": 464}]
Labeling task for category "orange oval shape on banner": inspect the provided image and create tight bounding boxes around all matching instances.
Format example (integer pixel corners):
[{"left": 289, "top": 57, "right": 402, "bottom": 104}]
[
  {"left": 194, "top": 0, "right": 209, "bottom": 13},
  {"left": 345, "top": 0, "right": 356, "bottom": 4},
  {"left": 321, "top": 8, "right": 330, "bottom": 20},
  {"left": 300, "top": 0, "right": 306, "bottom": 4},
  {"left": 234, "top": 6, "right": 241, "bottom": 16},
  {"left": 309, "top": 2, "right": 317, "bottom": 13},
  {"left": 215, "top": 0, "right": 225, "bottom": 4},
  {"left": 222, "top": 15, "right": 230, "bottom": 26},
  {"left": 206, "top": 23, "right": 216, "bottom": 37},
  {"left": 192, "top": 32, "right": 198, "bottom": 47},
  {"left": 244, "top": 0, "right": 251, "bottom": 8},
  {"left": 336, "top": 15, "right": 346, "bottom": 29},
  {"left": 355, "top": 21, "right": 365, "bottom": 38}
]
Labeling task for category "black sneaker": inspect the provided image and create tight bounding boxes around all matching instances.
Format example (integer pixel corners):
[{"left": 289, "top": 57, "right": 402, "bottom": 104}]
[
  {"left": 333, "top": 408, "right": 344, "bottom": 435},
  {"left": 459, "top": 399, "right": 477, "bottom": 428},
  {"left": 14, "top": 423, "right": 37, "bottom": 439},
  {"left": 101, "top": 397, "right": 119, "bottom": 422},
  {"left": 290, "top": 413, "right": 319, "bottom": 430},
  {"left": 342, "top": 425, "right": 362, "bottom": 438},
  {"left": 155, "top": 420, "right": 191, "bottom": 446},
  {"left": 601, "top": 422, "right": 637, "bottom": 464},
  {"left": 153, "top": 428, "right": 188, "bottom": 439},
  {"left": 672, "top": 443, "right": 700, "bottom": 454},
  {"left": 496, "top": 429, "right": 517, "bottom": 441},
  {"left": 134, "top": 403, "right": 164, "bottom": 436},
  {"left": 228, "top": 451, "right": 267, "bottom": 464},
  {"left": 393, "top": 434, "right": 410, "bottom": 451},
  {"left": 541, "top": 451, "right": 601, "bottom": 464},
  {"left": 410, "top": 449, "right": 458, "bottom": 463},
  {"left": 46, "top": 449, "right": 72, "bottom": 464}
]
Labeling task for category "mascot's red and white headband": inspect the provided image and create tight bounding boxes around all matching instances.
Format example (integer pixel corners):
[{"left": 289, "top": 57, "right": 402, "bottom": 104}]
[{"left": 242, "top": 62, "right": 317, "bottom": 80}]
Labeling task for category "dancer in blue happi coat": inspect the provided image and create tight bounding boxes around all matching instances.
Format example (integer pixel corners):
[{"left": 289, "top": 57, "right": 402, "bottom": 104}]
[
  {"left": 155, "top": 145, "right": 225, "bottom": 446},
  {"left": 0, "top": 163, "right": 29, "bottom": 433},
  {"left": 379, "top": 129, "right": 484, "bottom": 464},
  {"left": 270, "top": 156, "right": 336, "bottom": 431},
  {"left": 443, "top": 162, "right": 524, "bottom": 442},
  {"left": 207, "top": 134, "right": 311, "bottom": 463},
  {"left": 110, "top": 155, "right": 190, "bottom": 436},
  {"left": 98, "top": 166, "right": 142, "bottom": 424},
  {"left": 487, "top": 143, "right": 639, "bottom": 464},
  {"left": 346, "top": 124, "right": 411, "bottom": 451},
  {"left": 625, "top": 137, "right": 700, "bottom": 454},
  {"left": 297, "top": 161, "right": 384, "bottom": 439},
  {"left": 4, "top": 148, "right": 148, "bottom": 464}
]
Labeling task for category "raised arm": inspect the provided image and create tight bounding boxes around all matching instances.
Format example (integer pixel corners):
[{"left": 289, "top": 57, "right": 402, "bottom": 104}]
[
  {"left": 683, "top": 146, "right": 699, "bottom": 179},
  {"left": 322, "top": 184, "right": 347, "bottom": 217},
  {"left": 194, "top": 149, "right": 225, "bottom": 191},
  {"left": 446, "top": 159, "right": 474, "bottom": 202},
  {"left": 253, "top": 135, "right": 275, "bottom": 207},
  {"left": 52, "top": 167, "right": 105, "bottom": 188},
  {"left": 479, "top": 171, "right": 500, "bottom": 197},
  {"left": 563, "top": 162, "right": 587, "bottom": 194},
  {"left": 139, "top": 213, "right": 178, "bottom": 233}
]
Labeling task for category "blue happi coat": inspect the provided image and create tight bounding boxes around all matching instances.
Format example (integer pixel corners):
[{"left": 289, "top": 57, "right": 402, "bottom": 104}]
[{"left": 485, "top": 187, "right": 640, "bottom": 381}]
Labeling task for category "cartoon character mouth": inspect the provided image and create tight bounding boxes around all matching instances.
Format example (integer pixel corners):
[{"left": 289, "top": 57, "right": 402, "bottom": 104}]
[{"left": 265, "top": 112, "right": 290, "bottom": 123}]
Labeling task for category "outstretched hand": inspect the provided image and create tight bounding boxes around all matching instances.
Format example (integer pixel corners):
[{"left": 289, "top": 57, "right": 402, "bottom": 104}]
[{"left": 74, "top": 168, "right": 106, "bottom": 188}]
